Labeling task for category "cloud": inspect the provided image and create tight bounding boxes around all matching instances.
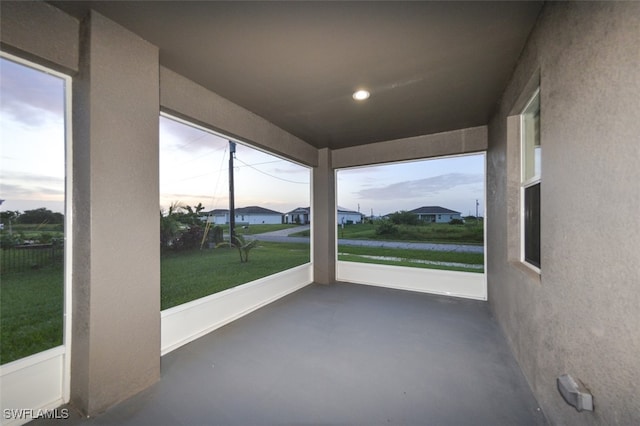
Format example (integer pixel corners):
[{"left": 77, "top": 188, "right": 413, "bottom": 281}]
[
  {"left": 1, "top": 171, "right": 64, "bottom": 185},
  {"left": 0, "top": 182, "right": 64, "bottom": 198},
  {"left": 0, "top": 58, "right": 65, "bottom": 127},
  {"left": 160, "top": 116, "right": 227, "bottom": 153},
  {"left": 354, "top": 173, "right": 483, "bottom": 200}
]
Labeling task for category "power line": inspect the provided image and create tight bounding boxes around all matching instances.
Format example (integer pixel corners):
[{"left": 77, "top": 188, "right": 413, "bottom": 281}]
[{"left": 234, "top": 156, "right": 309, "bottom": 185}]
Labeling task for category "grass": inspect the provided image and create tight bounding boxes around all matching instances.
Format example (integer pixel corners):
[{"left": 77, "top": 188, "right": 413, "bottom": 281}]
[
  {"left": 338, "top": 245, "right": 484, "bottom": 273},
  {"left": 161, "top": 241, "right": 310, "bottom": 310},
  {"left": 1, "top": 235, "right": 482, "bottom": 364},
  {"left": 0, "top": 265, "right": 64, "bottom": 364},
  {"left": 292, "top": 222, "right": 484, "bottom": 244}
]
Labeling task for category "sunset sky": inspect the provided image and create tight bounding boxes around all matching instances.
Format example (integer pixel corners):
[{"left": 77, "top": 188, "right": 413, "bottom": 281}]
[{"left": 1, "top": 56, "right": 484, "bottom": 218}]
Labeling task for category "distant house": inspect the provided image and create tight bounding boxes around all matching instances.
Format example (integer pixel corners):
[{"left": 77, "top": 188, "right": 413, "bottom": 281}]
[
  {"left": 285, "top": 207, "right": 310, "bottom": 224},
  {"left": 408, "top": 206, "right": 462, "bottom": 223},
  {"left": 203, "top": 206, "right": 283, "bottom": 225},
  {"left": 337, "top": 207, "right": 363, "bottom": 225}
]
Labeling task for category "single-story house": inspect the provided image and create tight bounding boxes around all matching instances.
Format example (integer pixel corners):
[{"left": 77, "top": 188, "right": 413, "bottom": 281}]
[
  {"left": 408, "top": 206, "right": 462, "bottom": 223},
  {"left": 285, "top": 207, "right": 310, "bottom": 224},
  {"left": 203, "top": 206, "right": 283, "bottom": 225},
  {"left": 337, "top": 207, "right": 363, "bottom": 225}
]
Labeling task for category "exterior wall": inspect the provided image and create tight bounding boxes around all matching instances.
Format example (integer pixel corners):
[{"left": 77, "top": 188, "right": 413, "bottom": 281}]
[
  {"left": 486, "top": 3, "right": 640, "bottom": 425},
  {"left": 337, "top": 212, "right": 362, "bottom": 224},
  {"left": 286, "top": 212, "right": 310, "bottom": 224},
  {"left": 0, "top": 1, "right": 79, "bottom": 74},
  {"left": 332, "top": 126, "right": 487, "bottom": 169},
  {"left": 312, "top": 148, "right": 336, "bottom": 284},
  {"left": 236, "top": 214, "right": 281, "bottom": 225},
  {"left": 70, "top": 11, "right": 161, "bottom": 415},
  {"left": 435, "top": 213, "right": 459, "bottom": 223}
]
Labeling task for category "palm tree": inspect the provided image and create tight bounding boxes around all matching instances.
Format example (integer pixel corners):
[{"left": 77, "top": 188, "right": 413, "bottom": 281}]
[{"left": 217, "top": 234, "right": 258, "bottom": 263}]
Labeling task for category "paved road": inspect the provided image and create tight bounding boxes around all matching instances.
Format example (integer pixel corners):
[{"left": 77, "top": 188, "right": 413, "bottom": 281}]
[{"left": 251, "top": 225, "right": 484, "bottom": 254}]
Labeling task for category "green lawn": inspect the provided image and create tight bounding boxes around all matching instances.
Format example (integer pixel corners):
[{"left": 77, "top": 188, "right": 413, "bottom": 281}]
[
  {"left": 338, "top": 245, "right": 484, "bottom": 273},
  {"left": 1, "top": 236, "right": 482, "bottom": 365},
  {"left": 161, "top": 241, "right": 310, "bottom": 309},
  {"left": 293, "top": 222, "right": 484, "bottom": 244},
  {"left": 0, "top": 265, "right": 64, "bottom": 364},
  {"left": 234, "top": 223, "right": 300, "bottom": 235}
]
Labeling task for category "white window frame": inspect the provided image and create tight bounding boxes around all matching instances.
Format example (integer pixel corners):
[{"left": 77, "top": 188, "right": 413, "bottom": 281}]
[{"left": 520, "top": 88, "right": 541, "bottom": 273}]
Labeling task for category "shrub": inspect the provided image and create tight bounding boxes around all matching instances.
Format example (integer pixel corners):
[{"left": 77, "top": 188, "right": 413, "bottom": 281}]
[
  {"left": 388, "top": 211, "right": 419, "bottom": 225},
  {"left": 375, "top": 219, "right": 398, "bottom": 235},
  {"left": 449, "top": 218, "right": 465, "bottom": 225}
]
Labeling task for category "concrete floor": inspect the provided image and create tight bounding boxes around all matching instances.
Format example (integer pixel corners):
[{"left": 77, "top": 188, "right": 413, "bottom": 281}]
[{"left": 36, "top": 282, "right": 547, "bottom": 425}]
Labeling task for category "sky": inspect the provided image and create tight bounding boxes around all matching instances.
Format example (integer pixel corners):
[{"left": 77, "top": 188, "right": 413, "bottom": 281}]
[
  {"left": 0, "top": 57, "right": 66, "bottom": 214},
  {"left": 1, "top": 56, "right": 484, "bottom": 218}
]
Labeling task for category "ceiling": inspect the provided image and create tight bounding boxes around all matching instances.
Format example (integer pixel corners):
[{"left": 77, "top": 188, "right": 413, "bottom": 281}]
[{"left": 51, "top": 1, "right": 543, "bottom": 150}]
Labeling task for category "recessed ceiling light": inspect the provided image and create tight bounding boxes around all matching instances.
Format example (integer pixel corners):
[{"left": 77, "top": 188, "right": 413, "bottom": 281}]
[{"left": 352, "top": 89, "right": 370, "bottom": 101}]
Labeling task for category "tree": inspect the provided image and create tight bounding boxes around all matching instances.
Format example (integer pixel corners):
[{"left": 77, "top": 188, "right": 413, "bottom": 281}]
[
  {"left": 1, "top": 210, "right": 20, "bottom": 224},
  {"left": 15, "top": 208, "right": 63, "bottom": 224},
  {"left": 217, "top": 234, "right": 258, "bottom": 263},
  {"left": 160, "top": 202, "right": 206, "bottom": 251}
]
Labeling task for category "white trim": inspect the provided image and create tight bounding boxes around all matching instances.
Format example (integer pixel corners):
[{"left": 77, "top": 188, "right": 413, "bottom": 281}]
[
  {"left": 62, "top": 58, "right": 73, "bottom": 406},
  {"left": 0, "top": 347, "right": 65, "bottom": 426},
  {"left": 161, "top": 264, "right": 312, "bottom": 355},
  {"left": 337, "top": 261, "right": 486, "bottom": 301},
  {"left": 519, "top": 87, "right": 541, "bottom": 273}
]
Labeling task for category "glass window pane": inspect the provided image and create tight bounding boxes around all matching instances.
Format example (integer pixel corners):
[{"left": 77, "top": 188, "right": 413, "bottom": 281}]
[
  {"left": 522, "top": 91, "right": 540, "bottom": 182},
  {"left": 524, "top": 182, "right": 541, "bottom": 268},
  {"left": 0, "top": 57, "right": 66, "bottom": 364}
]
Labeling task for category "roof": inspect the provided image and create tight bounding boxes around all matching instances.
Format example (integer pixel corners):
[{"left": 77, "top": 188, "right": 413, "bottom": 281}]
[
  {"left": 205, "top": 206, "right": 283, "bottom": 216},
  {"left": 286, "top": 207, "right": 310, "bottom": 214},
  {"left": 236, "top": 206, "right": 283, "bottom": 215},
  {"left": 408, "top": 206, "right": 461, "bottom": 215},
  {"left": 206, "top": 209, "right": 228, "bottom": 216},
  {"left": 337, "top": 207, "right": 362, "bottom": 215}
]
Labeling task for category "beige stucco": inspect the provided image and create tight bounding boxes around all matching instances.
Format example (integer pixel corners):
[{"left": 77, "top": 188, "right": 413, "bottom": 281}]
[
  {"left": 312, "top": 148, "right": 336, "bottom": 284},
  {"left": 0, "top": 1, "right": 79, "bottom": 73},
  {"left": 332, "top": 125, "right": 487, "bottom": 169},
  {"left": 69, "top": 11, "right": 161, "bottom": 414},
  {"left": 487, "top": 2, "right": 640, "bottom": 424}
]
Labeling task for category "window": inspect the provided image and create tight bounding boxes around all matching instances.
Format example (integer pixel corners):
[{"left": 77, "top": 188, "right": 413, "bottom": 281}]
[
  {"left": 0, "top": 55, "right": 70, "bottom": 363},
  {"left": 521, "top": 89, "right": 541, "bottom": 269},
  {"left": 159, "top": 115, "right": 310, "bottom": 309},
  {"left": 336, "top": 154, "right": 485, "bottom": 273}
]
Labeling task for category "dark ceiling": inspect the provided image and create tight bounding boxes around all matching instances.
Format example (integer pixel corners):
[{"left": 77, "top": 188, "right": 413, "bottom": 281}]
[{"left": 51, "top": 1, "right": 543, "bottom": 150}]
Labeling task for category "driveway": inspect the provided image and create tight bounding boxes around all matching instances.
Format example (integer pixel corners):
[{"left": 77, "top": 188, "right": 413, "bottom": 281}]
[{"left": 251, "top": 225, "right": 483, "bottom": 254}]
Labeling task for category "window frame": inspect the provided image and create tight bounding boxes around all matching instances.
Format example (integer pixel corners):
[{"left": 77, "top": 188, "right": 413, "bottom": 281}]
[
  {"left": 519, "top": 88, "right": 541, "bottom": 273},
  {"left": 0, "top": 51, "right": 73, "bottom": 399}
]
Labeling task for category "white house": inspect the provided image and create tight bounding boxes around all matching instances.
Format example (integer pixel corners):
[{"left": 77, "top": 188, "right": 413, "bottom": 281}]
[
  {"left": 337, "top": 207, "right": 363, "bottom": 225},
  {"left": 203, "top": 206, "right": 283, "bottom": 225},
  {"left": 285, "top": 207, "right": 310, "bottom": 224},
  {"left": 408, "top": 206, "right": 462, "bottom": 223}
]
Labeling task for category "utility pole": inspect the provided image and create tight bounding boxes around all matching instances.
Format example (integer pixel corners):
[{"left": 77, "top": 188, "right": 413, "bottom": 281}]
[
  {"left": 228, "top": 141, "right": 236, "bottom": 243},
  {"left": 476, "top": 199, "right": 479, "bottom": 221}
]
